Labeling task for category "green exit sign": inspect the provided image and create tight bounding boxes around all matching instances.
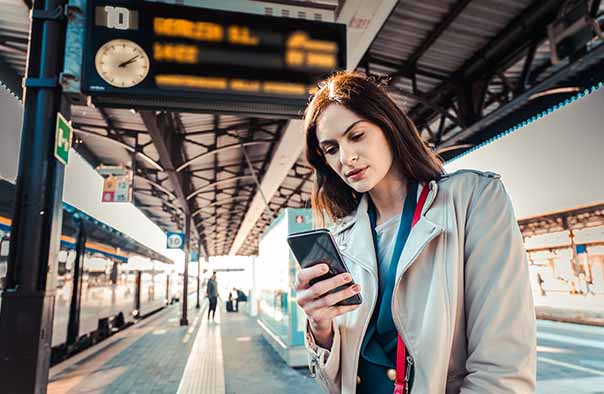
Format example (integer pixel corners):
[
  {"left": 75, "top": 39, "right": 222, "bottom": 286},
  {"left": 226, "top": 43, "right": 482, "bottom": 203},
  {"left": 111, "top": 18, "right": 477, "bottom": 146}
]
[{"left": 54, "top": 112, "right": 72, "bottom": 165}]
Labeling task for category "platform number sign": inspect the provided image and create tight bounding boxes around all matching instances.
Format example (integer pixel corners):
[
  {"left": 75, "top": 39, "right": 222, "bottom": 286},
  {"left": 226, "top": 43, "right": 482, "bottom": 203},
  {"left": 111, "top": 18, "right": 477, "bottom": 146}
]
[
  {"left": 103, "top": 6, "right": 132, "bottom": 30},
  {"left": 96, "top": 5, "right": 138, "bottom": 30},
  {"left": 54, "top": 112, "right": 72, "bottom": 166},
  {"left": 166, "top": 232, "right": 185, "bottom": 250}
]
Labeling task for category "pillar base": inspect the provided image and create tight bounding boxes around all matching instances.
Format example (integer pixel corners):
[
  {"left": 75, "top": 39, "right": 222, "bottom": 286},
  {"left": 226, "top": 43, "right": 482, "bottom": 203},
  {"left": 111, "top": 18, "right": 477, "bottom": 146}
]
[{"left": 0, "top": 292, "right": 55, "bottom": 393}]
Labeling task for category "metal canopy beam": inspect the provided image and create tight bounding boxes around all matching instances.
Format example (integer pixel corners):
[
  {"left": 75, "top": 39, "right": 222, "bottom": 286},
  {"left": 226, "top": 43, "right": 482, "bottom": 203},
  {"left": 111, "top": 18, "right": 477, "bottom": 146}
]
[
  {"left": 175, "top": 140, "right": 273, "bottom": 173},
  {"left": 224, "top": 118, "right": 258, "bottom": 254},
  {"left": 240, "top": 171, "right": 314, "bottom": 254},
  {"left": 140, "top": 110, "right": 206, "bottom": 255},
  {"left": 193, "top": 196, "right": 250, "bottom": 217},
  {"left": 186, "top": 175, "right": 256, "bottom": 200},
  {"left": 141, "top": 110, "right": 190, "bottom": 215},
  {"left": 368, "top": 56, "right": 450, "bottom": 82},
  {"left": 184, "top": 118, "right": 281, "bottom": 137},
  {"left": 73, "top": 128, "right": 164, "bottom": 171},
  {"left": 228, "top": 120, "right": 305, "bottom": 255},
  {"left": 439, "top": 42, "right": 604, "bottom": 152},
  {"left": 226, "top": 120, "right": 284, "bottom": 253},
  {"left": 406, "top": 0, "right": 473, "bottom": 66},
  {"left": 410, "top": 0, "right": 562, "bottom": 128}
]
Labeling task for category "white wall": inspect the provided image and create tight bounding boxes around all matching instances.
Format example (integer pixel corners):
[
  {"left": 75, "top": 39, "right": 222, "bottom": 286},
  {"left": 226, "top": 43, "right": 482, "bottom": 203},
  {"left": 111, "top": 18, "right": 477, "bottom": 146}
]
[
  {"left": 63, "top": 151, "right": 168, "bottom": 256},
  {"left": 445, "top": 87, "right": 604, "bottom": 220}
]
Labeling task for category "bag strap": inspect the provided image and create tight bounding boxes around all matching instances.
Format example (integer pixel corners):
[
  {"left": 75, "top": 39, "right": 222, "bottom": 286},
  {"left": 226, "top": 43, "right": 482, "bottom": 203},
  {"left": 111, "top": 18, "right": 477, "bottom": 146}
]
[{"left": 394, "top": 183, "right": 430, "bottom": 394}]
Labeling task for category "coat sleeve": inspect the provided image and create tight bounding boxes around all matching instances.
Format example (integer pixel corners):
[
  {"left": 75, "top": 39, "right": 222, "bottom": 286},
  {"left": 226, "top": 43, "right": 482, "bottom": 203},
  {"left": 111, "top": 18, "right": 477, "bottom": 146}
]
[
  {"left": 460, "top": 177, "right": 536, "bottom": 393},
  {"left": 304, "top": 320, "right": 342, "bottom": 394}
]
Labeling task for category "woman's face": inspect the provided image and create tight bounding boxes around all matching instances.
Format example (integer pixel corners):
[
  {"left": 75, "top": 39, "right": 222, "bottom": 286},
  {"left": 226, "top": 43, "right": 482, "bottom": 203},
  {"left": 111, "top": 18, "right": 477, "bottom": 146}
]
[{"left": 315, "top": 104, "right": 395, "bottom": 193}]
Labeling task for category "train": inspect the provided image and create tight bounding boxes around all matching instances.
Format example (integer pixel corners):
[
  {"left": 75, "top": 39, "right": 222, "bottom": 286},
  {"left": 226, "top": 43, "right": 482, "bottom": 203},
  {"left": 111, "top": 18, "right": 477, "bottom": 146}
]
[{"left": 0, "top": 179, "right": 195, "bottom": 363}]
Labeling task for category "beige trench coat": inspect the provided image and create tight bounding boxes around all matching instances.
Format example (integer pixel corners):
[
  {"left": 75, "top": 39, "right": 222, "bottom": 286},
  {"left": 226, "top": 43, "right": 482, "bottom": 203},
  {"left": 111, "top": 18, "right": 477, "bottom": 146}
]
[{"left": 304, "top": 169, "right": 536, "bottom": 394}]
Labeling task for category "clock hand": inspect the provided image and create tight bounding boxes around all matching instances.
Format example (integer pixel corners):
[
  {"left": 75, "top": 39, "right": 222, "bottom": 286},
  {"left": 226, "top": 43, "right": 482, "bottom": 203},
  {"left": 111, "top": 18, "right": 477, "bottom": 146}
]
[{"left": 118, "top": 55, "right": 139, "bottom": 68}]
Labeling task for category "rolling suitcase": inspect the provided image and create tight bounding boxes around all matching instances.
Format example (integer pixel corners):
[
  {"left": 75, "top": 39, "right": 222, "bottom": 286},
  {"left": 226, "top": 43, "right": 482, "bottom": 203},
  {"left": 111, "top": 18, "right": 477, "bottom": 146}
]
[{"left": 226, "top": 300, "right": 234, "bottom": 312}]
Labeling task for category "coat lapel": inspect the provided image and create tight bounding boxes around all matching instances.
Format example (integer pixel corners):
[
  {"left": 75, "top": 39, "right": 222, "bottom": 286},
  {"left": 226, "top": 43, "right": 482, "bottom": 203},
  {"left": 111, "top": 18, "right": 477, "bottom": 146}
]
[
  {"left": 394, "top": 216, "right": 444, "bottom": 281},
  {"left": 337, "top": 180, "right": 445, "bottom": 281},
  {"left": 340, "top": 195, "right": 379, "bottom": 277},
  {"left": 395, "top": 181, "right": 444, "bottom": 280}
]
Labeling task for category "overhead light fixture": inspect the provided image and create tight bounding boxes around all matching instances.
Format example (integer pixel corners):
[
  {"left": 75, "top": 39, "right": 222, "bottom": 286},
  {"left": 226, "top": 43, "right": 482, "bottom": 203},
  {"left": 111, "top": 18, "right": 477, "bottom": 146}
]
[
  {"left": 529, "top": 86, "right": 580, "bottom": 100},
  {"left": 435, "top": 143, "right": 474, "bottom": 155}
]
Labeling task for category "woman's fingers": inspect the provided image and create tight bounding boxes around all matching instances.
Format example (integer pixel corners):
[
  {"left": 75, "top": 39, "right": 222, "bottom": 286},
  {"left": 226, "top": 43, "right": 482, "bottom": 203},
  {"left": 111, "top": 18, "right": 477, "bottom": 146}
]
[
  {"left": 308, "top": 303, "right": 360, "bottom": 327},
  {"left": 296, "top": 272, "right": 353, "bottom": 305},
  {"left": 311, "top": 272, "right": 354, "bottom": 298},
  {"left": 294, "top": 263, "right": 361, "bottom": 331},
  {"left": 304, "top": 283, "right": 361, "bottom": 313},
  {"left": 294, "top": 263, "right": 329, "bottom": 291}
]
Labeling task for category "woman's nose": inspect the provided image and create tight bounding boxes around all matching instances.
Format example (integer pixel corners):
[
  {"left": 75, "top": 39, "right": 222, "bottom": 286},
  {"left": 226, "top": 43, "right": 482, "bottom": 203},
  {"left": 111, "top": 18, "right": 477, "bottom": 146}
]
[{"left": 340, "top": 146, "right": 357, "bottom": 166}]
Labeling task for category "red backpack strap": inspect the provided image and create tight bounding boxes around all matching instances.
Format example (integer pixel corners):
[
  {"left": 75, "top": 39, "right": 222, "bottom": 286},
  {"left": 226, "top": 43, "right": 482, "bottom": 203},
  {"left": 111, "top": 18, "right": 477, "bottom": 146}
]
[
  {"left": 394, "top": 183, "right": 430, "bottom": 394},
  {"left": 412, "top": 183, "right": 430, "bottom": 226}
]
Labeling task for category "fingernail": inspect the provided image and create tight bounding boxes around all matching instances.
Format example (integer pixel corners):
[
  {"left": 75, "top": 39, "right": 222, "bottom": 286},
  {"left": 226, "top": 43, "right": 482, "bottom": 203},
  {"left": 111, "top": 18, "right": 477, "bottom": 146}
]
[
  {"left": 343, "top": 274, "right": 352, "bottom": 281},
  {"left": 353, "top": 284, "right": 361, "bottom": 291},
  {"left": 321, "top": 264, "right": 329, "bottom": 273}
]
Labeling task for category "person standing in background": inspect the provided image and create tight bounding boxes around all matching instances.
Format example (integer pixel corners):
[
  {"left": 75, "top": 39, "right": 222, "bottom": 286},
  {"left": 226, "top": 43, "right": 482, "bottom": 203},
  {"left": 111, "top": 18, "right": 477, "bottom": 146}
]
[
  {"left": 536, "top": 272, "right": 546, "bottom": 296},
  {"left": 206, "top": 272, "right": 218, "bottom": 320},
  {"left": 230, "top": 287, "right": 239, "bottom": 312}
]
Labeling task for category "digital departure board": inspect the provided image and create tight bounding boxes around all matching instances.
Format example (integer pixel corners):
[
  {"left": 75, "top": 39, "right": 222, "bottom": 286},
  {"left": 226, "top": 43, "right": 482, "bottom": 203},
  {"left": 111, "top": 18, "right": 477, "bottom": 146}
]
[{"left": 81, "top": 1, "right": 346, "bottom": 117}]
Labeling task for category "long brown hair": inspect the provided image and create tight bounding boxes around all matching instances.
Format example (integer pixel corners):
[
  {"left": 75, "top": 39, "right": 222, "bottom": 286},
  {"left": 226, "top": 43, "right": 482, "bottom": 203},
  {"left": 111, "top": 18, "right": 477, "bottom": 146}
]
[{"left": 304, "top": 72, "right": 444, "bottom": 226}]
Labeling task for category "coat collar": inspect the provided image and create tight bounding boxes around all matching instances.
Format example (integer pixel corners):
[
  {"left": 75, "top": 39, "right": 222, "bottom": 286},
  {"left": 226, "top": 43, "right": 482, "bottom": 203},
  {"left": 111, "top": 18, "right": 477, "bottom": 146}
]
[
  {"left": 335, "top": 180, "right": 445, "bottom": 279},
  {"left": 332, "top": 180, "right": 440, "bottom": 234}
]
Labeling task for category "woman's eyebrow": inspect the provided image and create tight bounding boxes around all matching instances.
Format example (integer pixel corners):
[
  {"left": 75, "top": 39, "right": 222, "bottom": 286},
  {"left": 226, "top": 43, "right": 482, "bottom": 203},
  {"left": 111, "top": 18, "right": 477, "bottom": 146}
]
[{"left": 319, "top": 120, "right": 365, "bottom": 145}]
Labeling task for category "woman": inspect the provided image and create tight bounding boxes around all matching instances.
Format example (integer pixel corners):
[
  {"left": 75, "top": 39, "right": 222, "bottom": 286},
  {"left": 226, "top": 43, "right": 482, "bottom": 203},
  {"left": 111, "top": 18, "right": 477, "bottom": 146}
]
[{"left": 294, "top": 72, "right": 536, "bottom": 394}]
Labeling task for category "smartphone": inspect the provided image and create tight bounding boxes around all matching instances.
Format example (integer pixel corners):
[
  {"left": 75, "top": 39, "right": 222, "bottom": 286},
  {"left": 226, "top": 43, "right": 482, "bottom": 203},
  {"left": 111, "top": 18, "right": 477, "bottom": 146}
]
[{"left": 287, "top": 228, "right": 362, "bottom": 306}]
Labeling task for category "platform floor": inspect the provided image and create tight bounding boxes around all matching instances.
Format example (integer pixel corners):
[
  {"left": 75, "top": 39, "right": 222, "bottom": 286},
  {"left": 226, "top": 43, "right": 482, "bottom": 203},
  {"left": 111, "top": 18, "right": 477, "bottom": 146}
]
[
  {"left": 220, "top": 307, "right": 319, "bottom": 394},
  {"left": 48, "top": 295, "right": 210, "bottom": 394},
  {"left": 47, "top": 296, "right": 322, "bottom": 394}
]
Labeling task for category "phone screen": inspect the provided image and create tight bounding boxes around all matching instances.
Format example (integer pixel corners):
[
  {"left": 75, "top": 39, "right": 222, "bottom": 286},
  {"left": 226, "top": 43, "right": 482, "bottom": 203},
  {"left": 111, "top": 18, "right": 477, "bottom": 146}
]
[
  {"left": 287, "top": 230, "right": 362, "bottom": 305},
  {"left": 288, "top": 231, "right": 343, "bottom": 270}
]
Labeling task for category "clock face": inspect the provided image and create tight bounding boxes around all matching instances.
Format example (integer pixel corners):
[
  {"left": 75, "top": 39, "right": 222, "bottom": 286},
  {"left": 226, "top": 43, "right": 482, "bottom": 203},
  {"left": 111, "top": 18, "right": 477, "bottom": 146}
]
[{"left": 95, "top": 39, "right": 150, "bottom": 88}]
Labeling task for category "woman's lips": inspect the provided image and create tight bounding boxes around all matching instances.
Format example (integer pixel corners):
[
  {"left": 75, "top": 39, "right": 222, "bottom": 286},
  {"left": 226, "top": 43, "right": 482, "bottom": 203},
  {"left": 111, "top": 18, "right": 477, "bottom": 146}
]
[{"left": 347, "top": 167, "right": 367, "bottom": 181}]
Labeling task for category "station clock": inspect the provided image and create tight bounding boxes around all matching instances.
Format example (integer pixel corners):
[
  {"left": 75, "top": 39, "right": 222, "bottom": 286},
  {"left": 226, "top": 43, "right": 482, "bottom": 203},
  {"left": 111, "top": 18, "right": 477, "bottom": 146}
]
[{"left": 94, "top": 39, "right": 150, "bottom": 88}]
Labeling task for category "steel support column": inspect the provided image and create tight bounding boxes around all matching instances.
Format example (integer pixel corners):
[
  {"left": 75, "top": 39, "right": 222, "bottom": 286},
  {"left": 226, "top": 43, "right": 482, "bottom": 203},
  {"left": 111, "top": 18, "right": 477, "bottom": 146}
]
[
  {"left": 0, "top": 1, "right": 67, "bottom": 392},
  {"left": 180, "top": 214, "right": 191, "bottom": 325},
  {"left": 196, "top": 244, "right": 200, "bottom": 309},
  {"left": 166, "top": 273, "right": 170, "bottom": 304},
  {"left": 134, "top": 271, "right": 141, "bottom": 316},
  {"left": 66, "top": 219, "right": 86, "bottom": 348}
]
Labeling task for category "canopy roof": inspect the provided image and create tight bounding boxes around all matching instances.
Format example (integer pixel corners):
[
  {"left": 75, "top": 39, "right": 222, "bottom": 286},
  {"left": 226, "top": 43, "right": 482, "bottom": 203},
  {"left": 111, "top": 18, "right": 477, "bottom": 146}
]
[{"left": 1, "top": 0, "right": 602, "bottom": 256}]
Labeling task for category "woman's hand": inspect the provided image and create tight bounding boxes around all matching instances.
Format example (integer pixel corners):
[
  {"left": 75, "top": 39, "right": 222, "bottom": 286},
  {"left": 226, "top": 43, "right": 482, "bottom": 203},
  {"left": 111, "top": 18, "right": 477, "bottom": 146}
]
[{"left": 295, "top": 263, "right": 361, "bottom": 348}]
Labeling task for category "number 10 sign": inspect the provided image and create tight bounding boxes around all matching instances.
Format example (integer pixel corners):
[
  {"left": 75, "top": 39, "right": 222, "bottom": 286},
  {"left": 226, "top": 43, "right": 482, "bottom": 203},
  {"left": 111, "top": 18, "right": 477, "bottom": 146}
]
[{"left": 166, "top": 232, "right": 185, "bottom": 250}]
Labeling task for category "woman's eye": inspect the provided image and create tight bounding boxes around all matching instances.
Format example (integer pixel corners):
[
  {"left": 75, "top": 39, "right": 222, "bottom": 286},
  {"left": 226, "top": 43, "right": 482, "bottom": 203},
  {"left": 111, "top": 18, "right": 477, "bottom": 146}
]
[
  {"left": 351, "top": 133, "right": 364, "bottom": 141},
  {"left": 324, "top": 146, "right": 338, "bottom": 155}
]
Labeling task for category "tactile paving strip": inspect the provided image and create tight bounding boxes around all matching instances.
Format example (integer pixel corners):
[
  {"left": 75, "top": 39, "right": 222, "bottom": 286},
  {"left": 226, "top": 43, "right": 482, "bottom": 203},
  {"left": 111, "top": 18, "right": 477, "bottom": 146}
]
[{"left": 177, "top": 308, "right": 225, "bottom": 394}]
